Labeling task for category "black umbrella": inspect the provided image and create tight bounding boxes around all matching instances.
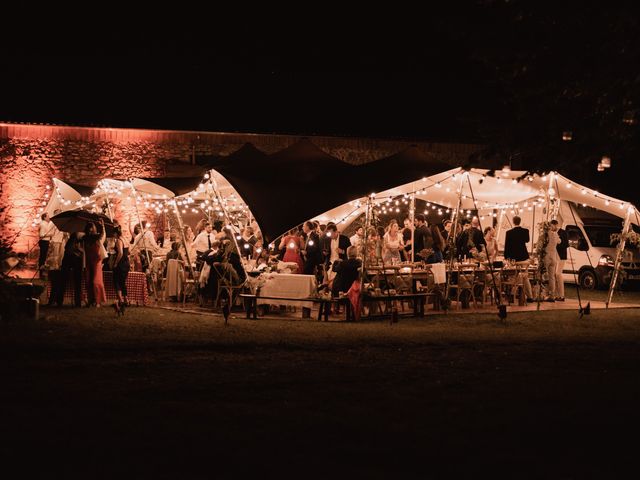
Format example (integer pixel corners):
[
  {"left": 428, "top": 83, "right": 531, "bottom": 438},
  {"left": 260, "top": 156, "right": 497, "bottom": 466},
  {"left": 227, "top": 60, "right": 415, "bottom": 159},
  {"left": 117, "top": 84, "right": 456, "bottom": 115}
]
[{"left": 51, "top": 210, "right": 116, "bottom": 236}]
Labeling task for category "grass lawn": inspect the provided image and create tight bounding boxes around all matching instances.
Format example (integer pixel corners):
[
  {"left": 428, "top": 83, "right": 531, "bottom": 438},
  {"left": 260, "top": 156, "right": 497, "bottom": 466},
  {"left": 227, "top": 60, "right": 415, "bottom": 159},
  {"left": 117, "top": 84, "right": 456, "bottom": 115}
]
[{"left": 2, "top": 305, "right": 640, "bottom": 478}]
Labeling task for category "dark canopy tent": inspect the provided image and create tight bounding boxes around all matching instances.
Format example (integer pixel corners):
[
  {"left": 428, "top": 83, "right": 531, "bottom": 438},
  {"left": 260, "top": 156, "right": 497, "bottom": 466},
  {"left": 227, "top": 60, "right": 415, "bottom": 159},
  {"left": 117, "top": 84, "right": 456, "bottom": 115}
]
[
  {"left": 266, "top": 138, "right": 351, "bottom": 183},
  {"left": 342, "top": 146, "right": 454, "bottom": 197},
  {"left": 197, "top": 143, "right": 268, "bottom": 169},
  {"left": 132, "top": 177, "right": 206, "bottom": 197},
  {"left": 211, "top": 142, "right": 458, "bottom": 241},
  {"left": 212, "top": 140, "right": 355, "bottom": 241},
  {"left": 209, "top": 143, "right": 268, "bottom": 171}
]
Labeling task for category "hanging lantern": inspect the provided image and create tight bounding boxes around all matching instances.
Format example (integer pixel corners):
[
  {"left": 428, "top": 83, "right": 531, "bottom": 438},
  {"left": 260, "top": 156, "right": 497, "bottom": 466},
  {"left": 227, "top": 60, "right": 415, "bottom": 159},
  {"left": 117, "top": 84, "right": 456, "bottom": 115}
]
[
  {"left": 562, "top": 131, "right": 573, "bottom": 141},
  {"left": 597, "top": 163, "right": 605, "bottom": 172},
  {"left": 601, "top": 156, "right": 611, "bottom": 168}
]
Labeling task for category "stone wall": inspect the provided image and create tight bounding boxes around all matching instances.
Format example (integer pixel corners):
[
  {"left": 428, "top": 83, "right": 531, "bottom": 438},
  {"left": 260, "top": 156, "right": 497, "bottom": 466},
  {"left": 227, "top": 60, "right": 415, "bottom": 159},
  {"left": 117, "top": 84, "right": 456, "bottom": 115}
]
[{"left": 0, "top": 123, "right": 482, "bottom": 253}]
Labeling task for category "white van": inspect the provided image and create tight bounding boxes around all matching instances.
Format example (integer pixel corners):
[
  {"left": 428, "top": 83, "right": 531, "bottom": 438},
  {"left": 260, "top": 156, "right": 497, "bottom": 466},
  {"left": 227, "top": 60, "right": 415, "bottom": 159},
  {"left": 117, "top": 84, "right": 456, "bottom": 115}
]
[
  {"left": 496, "top": 201, "right": 639, "bottom": 289},
  {"left": 557, "top": 203, "right": 640, "bottom": 289}
]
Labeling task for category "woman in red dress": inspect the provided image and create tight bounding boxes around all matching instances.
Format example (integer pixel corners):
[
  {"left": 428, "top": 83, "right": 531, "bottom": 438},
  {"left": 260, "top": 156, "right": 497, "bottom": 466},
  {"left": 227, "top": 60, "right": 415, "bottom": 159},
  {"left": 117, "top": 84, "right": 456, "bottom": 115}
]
[
  {"left": 84, "top": 220, "right": 107, "bottom": 307},
  {"left": 279, "top": 227, "right": 304, "bottom": 274}
]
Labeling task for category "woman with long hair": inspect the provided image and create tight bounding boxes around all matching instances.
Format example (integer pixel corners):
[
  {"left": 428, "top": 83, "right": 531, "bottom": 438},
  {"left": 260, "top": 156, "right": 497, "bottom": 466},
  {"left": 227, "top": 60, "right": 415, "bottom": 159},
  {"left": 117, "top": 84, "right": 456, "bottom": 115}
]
[
  {"left": 382, "top": 220, "right": 404, "bottom": 264},
  {"left": 84, "top": 220, "right": 107, "bottom": 307},
  {"left": 427, "top": 224, "right": 445, "bottom": 263},
  {"left": 111, "top": 225, "right": 130, "bottom": 315},
  {"left": 279, "top": 227, "right": 304, "bottom": 274}
]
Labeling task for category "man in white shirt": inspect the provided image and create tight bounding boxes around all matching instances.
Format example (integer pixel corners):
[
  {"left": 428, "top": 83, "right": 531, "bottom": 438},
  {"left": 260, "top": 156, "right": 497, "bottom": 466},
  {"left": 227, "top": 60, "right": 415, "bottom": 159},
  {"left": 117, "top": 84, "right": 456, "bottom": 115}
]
[
  {"left": 131, "top": 223, "right": 159, "bottom": 272},
  {"left": 192, "top": 222, "right": 216, "bottom": 256},
  {"left": 349, "top": 227, "right": 365, "bottom": 256},
  {"left": 38, "top": 213, "right": 55, "bottom": 271}
]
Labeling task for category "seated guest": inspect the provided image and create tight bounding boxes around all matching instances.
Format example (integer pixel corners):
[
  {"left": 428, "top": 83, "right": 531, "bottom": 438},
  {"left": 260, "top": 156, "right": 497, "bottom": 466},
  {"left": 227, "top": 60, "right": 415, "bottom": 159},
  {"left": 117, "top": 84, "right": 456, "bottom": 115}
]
[
  {"left": 165, "top": 241, "right": 182, "bottom": 268},
  {"left": 331, "top": 246, "right": 362, "bottom": 298}
]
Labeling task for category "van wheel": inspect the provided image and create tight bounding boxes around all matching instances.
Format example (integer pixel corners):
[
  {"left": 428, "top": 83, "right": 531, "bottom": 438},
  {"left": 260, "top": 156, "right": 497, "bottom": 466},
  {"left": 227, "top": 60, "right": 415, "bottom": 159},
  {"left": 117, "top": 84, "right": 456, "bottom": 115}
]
[{"left": 579, "top": 269, "right": 598, "bottom": 290}]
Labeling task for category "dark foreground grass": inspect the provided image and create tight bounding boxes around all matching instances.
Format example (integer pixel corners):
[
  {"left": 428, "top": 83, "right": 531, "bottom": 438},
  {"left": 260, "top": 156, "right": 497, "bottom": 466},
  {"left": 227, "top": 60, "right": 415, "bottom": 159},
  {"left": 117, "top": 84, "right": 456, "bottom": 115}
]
[{"left": 2, "top": 306, "right": 640, "bottom": 478}]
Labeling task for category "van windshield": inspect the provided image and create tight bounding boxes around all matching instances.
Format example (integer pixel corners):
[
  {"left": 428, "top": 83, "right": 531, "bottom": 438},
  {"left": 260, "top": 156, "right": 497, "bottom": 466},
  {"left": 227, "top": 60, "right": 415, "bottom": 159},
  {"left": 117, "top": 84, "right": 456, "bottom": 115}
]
[{"left": 583, "top": 225, "right": 624, "bottom": 248}]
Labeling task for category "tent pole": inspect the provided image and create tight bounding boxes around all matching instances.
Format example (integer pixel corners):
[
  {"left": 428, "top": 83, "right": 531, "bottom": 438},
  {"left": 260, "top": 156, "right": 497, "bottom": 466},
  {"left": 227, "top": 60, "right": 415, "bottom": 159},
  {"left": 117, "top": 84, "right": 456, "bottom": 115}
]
[
  {"left": 466, "top": 173, "right": 505, "bottom": 318},
  {"left": 105, "top": 196, "right": 114, "bottom": 222},
  {"left": 210, "top": 176, "right": 248, "bottom": 282},
  {"left": 410, "top": 190, "right": 415, "bottom": 262},
  {"left": 172, "top": 200, "right": 197, "bottom": 286},
  {"left": 357, "top": 196, "right": 372, "bottom": 321},
  {"left": 443, "top": 172, "right": 466, "bottom": 310},
  {"left": 130, "top": 183, "right": 158, "bottom": 301},
  {"left": 606, "top": 206, "right": 632, "bottom": 308},
  {"left": 530, "top": 204, "right": 536, "bottom": 257}
]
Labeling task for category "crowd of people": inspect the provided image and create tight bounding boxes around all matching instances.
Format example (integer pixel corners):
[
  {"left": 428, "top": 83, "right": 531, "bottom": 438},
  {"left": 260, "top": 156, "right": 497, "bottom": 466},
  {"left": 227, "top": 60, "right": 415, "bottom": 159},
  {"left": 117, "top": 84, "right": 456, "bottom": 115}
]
[{"left": 39, "top": 206, "right": 570, "bottom": 309}]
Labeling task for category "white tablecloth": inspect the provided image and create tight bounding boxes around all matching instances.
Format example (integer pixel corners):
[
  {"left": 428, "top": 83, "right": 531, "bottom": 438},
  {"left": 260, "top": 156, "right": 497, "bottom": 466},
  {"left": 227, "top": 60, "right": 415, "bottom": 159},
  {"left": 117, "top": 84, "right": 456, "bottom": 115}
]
[{"left": 256, "top": 273, "right": 317, "bottom": 308}]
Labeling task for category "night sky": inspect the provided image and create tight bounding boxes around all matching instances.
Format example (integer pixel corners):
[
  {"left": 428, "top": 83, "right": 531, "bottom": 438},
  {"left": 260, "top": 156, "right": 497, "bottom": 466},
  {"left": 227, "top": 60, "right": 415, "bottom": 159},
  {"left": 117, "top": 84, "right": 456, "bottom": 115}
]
[{"left": 3, "top": 4, "right": 639, "bottom": 200}]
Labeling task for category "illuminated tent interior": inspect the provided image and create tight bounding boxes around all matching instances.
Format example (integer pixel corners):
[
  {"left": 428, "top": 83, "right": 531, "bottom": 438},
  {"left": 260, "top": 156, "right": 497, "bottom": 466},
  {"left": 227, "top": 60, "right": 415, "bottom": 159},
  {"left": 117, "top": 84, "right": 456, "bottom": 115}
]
[{"left": 310, "top": 168, "right": 640, "bottom": 250}]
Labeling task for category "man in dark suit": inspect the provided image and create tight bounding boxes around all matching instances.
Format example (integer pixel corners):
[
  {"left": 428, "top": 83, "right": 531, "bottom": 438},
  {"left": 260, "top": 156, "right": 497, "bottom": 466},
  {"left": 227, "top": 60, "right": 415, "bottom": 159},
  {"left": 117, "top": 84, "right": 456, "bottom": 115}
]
[
  {"left": 552, "top": 219, "right": 569, "bottom": 301},
  {"left": 455, "top": 217, "right": 487, "bottom": 260},
  {"left": 301, "top": 221, "right": 322, "bottom": 275},
  {"left": 504, "top": 215, "right": 534, "bottom": 302},
  {"left": 413, "top": 214, "right": 433, "bottom": 262},
  {"left": 321, "top": 224, "right": 351, "bottom": 286},
  {"left": 504, "top": 215, "right": 530, "bottom": 262}
]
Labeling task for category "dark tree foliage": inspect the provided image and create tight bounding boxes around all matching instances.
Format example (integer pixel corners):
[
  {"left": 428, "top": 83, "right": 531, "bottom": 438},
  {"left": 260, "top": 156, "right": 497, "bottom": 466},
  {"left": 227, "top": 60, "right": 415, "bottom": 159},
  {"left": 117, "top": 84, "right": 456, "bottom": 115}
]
[{"left": 467, "top": 1, "right": 640, "bottom": 202}]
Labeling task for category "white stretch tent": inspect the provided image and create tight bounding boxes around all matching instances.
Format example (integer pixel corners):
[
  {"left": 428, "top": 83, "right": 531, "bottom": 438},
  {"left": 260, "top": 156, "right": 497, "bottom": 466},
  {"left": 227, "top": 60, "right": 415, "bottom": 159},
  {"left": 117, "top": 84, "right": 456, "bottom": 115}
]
[{"left": 312, "top": 168, "right": 640, "bottom": 238}]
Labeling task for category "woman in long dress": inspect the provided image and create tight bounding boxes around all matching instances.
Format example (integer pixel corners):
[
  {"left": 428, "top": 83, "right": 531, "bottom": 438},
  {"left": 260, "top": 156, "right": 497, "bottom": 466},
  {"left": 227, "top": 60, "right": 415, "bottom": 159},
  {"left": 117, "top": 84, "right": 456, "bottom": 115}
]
[
  {"left": 111, "top": 225, "right": 130, "bottom": 314},
  {"left": 382, "top": 220, "right": 404, "bottom": 264},
  {"left": 279, "top": 227, "right": 304, "bottom": 274},
  {"left": 84, "top": 220, "right": 107, "bottom": 307}
]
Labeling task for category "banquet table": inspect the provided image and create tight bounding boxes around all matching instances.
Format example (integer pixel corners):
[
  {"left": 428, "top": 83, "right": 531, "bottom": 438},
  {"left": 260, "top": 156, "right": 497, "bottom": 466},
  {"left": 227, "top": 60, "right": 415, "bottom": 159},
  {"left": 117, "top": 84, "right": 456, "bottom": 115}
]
[
  {"left": 47, "top": 271, "right": 148, "bottom": 306},
  {"left": 255, "top": 273, "right": 317, "bottom": 308}
]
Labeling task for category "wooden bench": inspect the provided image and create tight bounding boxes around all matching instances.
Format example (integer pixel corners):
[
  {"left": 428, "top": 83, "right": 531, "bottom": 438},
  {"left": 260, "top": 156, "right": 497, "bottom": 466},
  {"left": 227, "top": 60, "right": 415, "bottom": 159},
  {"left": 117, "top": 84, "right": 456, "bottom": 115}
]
[
  {"left": 362, "top": 292, "right": 436, "bottom": 318},
  {"left": 312, "top": 297, "right": 352, "bottom": 322},
  {"left": 239, "top": 294, "right": 354, "bottom": 321}
]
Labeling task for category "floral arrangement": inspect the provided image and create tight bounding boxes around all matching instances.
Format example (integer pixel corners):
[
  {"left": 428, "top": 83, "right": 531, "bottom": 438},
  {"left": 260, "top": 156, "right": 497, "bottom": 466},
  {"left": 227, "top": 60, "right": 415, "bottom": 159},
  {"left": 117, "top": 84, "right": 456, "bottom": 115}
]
[{"left": 610, "top": 231, "right": 640, "bottom": 249}]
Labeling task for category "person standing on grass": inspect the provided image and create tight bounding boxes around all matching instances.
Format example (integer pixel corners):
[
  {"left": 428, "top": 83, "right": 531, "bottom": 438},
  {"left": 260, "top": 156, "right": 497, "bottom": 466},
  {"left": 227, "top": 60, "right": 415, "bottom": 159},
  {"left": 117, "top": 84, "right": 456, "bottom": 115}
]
[
  {"left": 504, "top": 216, "right": 534, "bottom": 302},
  {"left": 84, "top": 220, "right": 107, "bottom": 307},
  {"left": 38, "top": 213, "right": 55, "bottom": 274},
  {"left": 552, "top": 219, "right": 569, "bottom": 301},
  {"left": 111, "top": 225, "right": 130, "bottom": 314},
  {"left": 542, "top": 221, "right": 561, "bottom": 302}
]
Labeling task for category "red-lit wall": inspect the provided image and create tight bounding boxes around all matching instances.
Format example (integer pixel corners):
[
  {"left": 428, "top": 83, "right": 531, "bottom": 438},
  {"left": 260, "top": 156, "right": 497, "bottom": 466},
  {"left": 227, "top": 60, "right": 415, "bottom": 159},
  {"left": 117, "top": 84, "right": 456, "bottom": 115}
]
[{"left": 0, "top": 123, "right": 482, "bottom": 254}]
